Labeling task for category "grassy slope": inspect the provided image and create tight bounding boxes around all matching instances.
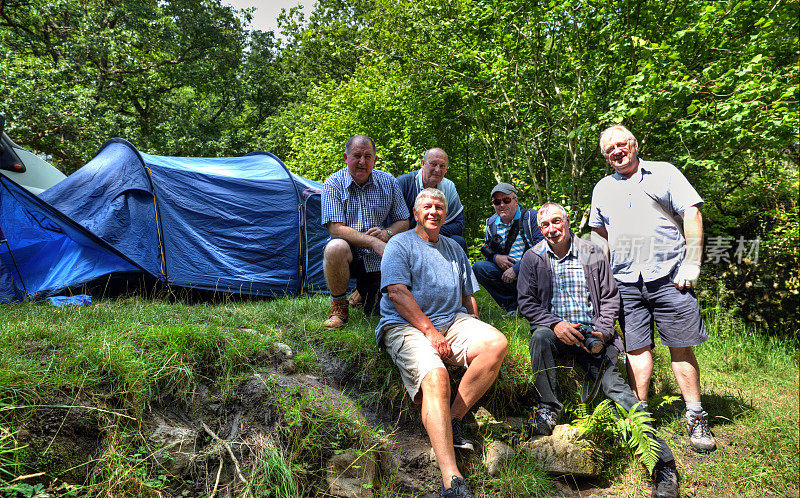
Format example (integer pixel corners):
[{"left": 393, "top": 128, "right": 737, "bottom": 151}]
[{"left": 0, "top": 292, "right": 797, "bottom": 497}]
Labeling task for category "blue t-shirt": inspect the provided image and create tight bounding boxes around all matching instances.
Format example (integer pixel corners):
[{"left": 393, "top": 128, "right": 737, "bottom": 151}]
[{"left": 375, "top": 229, "right": 479, "bottom": 347}]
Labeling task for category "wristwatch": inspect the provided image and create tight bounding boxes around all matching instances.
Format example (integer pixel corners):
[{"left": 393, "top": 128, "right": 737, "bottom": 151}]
[{"left": 386, "top": 229, "right": 394, "bottom": 238}]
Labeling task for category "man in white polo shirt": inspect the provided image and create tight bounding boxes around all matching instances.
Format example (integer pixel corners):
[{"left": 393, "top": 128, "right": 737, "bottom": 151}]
[{"left": 590, "top": 124, "right": 715, "bottom": 453}]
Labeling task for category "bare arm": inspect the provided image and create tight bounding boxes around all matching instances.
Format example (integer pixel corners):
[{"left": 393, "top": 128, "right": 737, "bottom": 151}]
[
  {"left": 463, "top": 294, "right": 479, "bottom": 319},
  {"left": 386, "top": 283, "right": 450, "bottom": 358},
  {"left": 674, "top": 205, "right": 703, "bottom": 289},
  {"left": 682, "top": 205, "right": 703, "bottom": 265},
  {"left": 328, "top": 221, "right": 390, "bottom": 256},
  {"left": 366, "top": 218, "right": 410, "bottom": 241}
]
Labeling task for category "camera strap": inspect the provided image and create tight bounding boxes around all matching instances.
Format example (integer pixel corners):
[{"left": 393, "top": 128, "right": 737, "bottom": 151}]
[{"left": 580, "top": 353, "right": 611, "bottom": 404}]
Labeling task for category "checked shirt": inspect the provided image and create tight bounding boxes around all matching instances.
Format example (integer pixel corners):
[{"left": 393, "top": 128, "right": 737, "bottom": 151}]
[
  {"left": 546, "top": 240, "right": 594, "bottom": 325},
  {"left": 495, "top": 208, "right": 527, "bottom": 262},
  {"left": 321, "top": 168, "right": 409, "bottom": 272}
]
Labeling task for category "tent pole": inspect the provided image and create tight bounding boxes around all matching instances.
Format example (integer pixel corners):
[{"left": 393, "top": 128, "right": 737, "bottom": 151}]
[{"left": 2, "top": 238, "right": 29, "bottom": 299}]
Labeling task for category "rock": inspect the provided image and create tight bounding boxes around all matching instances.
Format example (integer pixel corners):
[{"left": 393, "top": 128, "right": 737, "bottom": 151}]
[
  {"left": 474, "top": 407, "right": 497, "bottom": 429},
  {"left": 238, "top": 327, "right": 259, "bottom": 335},
  {"left": 279, "top": 359, "right": 297, "bottom": 374},
  {"left": 326, "top": 448, "right": 377, "bottom": 498},
  {"left": 378, "top": 441, "right": 401, "bottom": 476},
  {"left": 483, "top": 440, "right": 514, "bottom": 476},
  {"left": 519, "top": 424, "right": 600, "bottom": 477},
  {"left": 504, "top": 416, "right": 526, "bottom": 432},
  {"left": 274, "top": 342, "right": 293, "bottom": 358},
  {"left": 473, "top": 407, "right": 524, "bottom": 432},
  {"left": 149, "top": 423, "right": 199, "bottom": 476},
  {"left": 429, "top": 445, "right": 479, "bottom": 470}
]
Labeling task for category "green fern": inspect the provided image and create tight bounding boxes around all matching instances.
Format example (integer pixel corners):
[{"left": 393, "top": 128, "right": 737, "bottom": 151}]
[
  {"left": 572, "top": 400, "right": 661, "bottom": 474},
  {"left": 572, "top": 399, "right": 616, "bottom": 442},
  {"left": 613, "top": 402, "right": 661, "bottom": 474}
]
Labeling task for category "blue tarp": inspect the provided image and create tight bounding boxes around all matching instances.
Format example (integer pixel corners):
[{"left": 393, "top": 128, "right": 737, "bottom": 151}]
[{"left": 0, "top": 139, "right": 326, "bottom": 301}]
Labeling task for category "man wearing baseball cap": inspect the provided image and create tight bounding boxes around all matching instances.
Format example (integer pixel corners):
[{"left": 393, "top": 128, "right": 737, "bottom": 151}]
[{"left": 472, "top": 182, "right": 543, "bottom": 317}]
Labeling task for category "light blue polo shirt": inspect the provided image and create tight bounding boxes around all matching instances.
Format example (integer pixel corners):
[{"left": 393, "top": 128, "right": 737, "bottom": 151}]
[
  {"left": 412, "top": 170, "right": 464, "bottom": 224},
  {"left": 589, "top": 160, "right": 703, "bottom": 283}
]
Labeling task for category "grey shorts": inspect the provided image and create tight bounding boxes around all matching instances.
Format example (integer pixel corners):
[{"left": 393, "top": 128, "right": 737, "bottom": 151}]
[
  {"left": 617, "top": 274, "right": 708, "bottom": 352},
  {"left": 381, "top": 313, "right": 499, "bottom": 401}
]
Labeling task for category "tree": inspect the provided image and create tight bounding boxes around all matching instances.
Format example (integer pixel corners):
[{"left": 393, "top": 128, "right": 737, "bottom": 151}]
[{"left": 0, "top": 0, "right": 249, "bottom": 170}]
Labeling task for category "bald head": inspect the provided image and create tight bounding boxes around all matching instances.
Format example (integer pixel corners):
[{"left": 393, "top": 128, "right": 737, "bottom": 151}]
[{"left": 420, "top": 148, "right": 449, "bottom": 188}]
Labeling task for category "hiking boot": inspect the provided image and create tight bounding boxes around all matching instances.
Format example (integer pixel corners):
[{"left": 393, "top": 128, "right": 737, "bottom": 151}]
[
  {"left": 348, "top": 290, "right": 364, "bottom": 308},
  {"left": 529, "top": 407, "right": 558, "bottom": 437},
  {"left": 323, "top": 301, "right": 349, "bottom": 328},
  {"left": 451, "top": 418, "right": 475, "bottom": 452},
  {"left": 651, "top": 461, "right": 679, "bottom": 498},
  {"left": 687, "top": 412, "right": 716, "bottom": 453},
  {"left": 441, "top": 476, "right": 474, "bottom": 498}
]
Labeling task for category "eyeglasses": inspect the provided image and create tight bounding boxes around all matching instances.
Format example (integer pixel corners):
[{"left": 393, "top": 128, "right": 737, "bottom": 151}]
[
  {"left": 604, "top": 140, "right": 631, "bottom": 156},
  {"left": 492, "top": 197, "right": 515, "bottom": 206}
]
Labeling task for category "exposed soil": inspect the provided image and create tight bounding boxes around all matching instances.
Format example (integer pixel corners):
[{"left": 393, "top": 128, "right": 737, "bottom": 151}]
[{"left": 9, "top": 344, "right": 739, "bottom": 498}]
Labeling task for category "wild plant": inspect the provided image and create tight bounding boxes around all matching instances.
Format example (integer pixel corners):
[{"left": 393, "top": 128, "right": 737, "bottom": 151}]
[{"left": 572, "top": 400, "right": 661, "bottom": 474}]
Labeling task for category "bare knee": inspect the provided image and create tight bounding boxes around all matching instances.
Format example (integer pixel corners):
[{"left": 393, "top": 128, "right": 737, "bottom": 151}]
[
  {"left": 469, "top": 330, "right": 508, "bottom": 365},
  {"left": 668, "top": 346, "right": 696, "bottom": 363},
  {"left": 324, "top": 239, "right": 352, "bottom": 266},
  {"left": 491, "top": 332, "right": 509, "bottom": 359},
  {"left": 421, "top": 368, "right": 450, "bottom": 399}
]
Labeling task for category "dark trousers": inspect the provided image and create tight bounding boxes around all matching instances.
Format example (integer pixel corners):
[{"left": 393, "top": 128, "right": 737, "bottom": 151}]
[
  {"left": 472, "top": 260, "right": 518, "bottom": 312},
  {"left": 529, "top": 326, "right": 674, "bottom": 464},
  {"left": 350, "top": 260, "right": 380, "bottom": 316}
]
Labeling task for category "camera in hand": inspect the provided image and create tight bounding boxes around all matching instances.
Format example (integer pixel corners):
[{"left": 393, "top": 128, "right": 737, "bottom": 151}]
[{"left": 577, "top": 323, "right": 604, "bottom": 355}]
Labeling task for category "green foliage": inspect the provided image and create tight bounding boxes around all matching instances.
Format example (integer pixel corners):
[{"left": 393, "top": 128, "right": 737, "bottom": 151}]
[
  {"left": 489, "top": 451, "right": 556, "bottom": 497},
  {"left": 294, "top": 348, "right": 320, "bottom": 373},
  {"left": 573, "top": 400, "right": 661, "bottom": 474},
  {"left": 0, "top": 295, "right": 797, "bottom": 495},
  {"left": 92, "top": 427, "right": 167, "bottom": 496},
  {"left": 275, "top": 386, "right": 386, "bottom": 494},
  {"left": 250, "top": 440, "right": 299, "bottom": 498},
  {"left": 0, "top": 425, "right": 28, "bottom": 495},
  {"left": 0, "top": 301, "right": 277, "bottom": 411}
]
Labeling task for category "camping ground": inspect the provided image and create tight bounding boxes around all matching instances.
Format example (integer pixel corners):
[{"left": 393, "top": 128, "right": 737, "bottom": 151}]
[{"left": 0, "top": 290, "right": 797, "bottom": 497}]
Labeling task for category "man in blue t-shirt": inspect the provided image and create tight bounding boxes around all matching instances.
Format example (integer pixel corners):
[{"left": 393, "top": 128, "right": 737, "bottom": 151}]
[{"left": 376, "top": 188, "right": 508, "bottom": 498}]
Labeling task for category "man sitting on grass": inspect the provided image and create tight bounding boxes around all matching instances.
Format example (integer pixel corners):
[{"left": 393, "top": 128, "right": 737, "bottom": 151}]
[
  {"left": 376, "top": 188, "right": 508, "bottom": 498},
  {"left": 517, "top": 202, "right": 679, "bottom": 498}
]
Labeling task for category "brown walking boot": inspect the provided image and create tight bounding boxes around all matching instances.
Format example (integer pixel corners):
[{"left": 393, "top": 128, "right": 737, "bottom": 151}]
[
  {"left": 323, "top": 300, "right": 349, "bottom": 328},
  {"left": 348, "top": 290, "right": 364, "bottom": 308}
]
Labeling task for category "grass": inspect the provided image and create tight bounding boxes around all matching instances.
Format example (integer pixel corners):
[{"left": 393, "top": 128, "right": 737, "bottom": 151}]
[{"left": 0, "top": 291, "right": 797, "bottom": 497}]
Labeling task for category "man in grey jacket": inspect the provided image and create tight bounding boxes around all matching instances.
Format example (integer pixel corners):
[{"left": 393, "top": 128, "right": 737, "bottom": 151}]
[{"left": 517, "top": 202, "right": 678, "bottom": 498}]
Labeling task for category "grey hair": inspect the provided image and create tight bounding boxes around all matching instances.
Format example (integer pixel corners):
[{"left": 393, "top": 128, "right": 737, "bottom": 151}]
[
  {"left": 422, "top": 147, "right": 448, "bottom": 163},
  {"left": 599, "top": 125, "right": 636, "bottom": 157},
  {"left": 537, "top": 202, "right": 569, "bottom": 223},
  {"left": 344, "top": 134, "right": 376, "bottom": 155},
  {"left": 413, "top": 187, "right": 448, "bottom": 213}
]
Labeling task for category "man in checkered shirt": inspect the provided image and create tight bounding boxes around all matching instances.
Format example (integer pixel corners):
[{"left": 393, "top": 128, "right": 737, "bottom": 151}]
[
  {"left": 321, "top": 134, "right": 409, "bottom": 328},
  {"left": 516, "top": 202, "right": 679, "bottom": 498}
]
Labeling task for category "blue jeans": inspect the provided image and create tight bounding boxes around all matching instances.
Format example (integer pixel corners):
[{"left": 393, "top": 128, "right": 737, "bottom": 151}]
[
  {"left": 472, "top": 260, "right": 518, "bottom": 312},
  {"left": 529, "top": 326, "right": 674, "bottom": 464}
]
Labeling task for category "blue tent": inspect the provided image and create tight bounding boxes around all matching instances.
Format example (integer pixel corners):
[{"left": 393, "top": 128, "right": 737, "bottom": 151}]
[{"left": 0, "top": 138, "right": 327, "bottom": 301}]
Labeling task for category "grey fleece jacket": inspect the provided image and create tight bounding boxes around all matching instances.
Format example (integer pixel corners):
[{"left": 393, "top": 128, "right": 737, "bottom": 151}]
[{"left": 517, "top": 235, "right": 620, "bottom": 340}]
